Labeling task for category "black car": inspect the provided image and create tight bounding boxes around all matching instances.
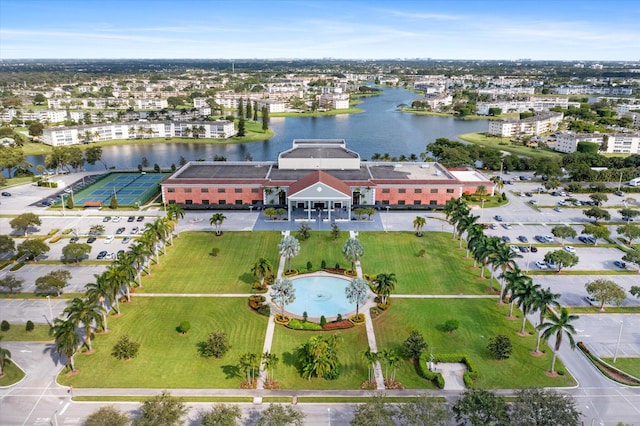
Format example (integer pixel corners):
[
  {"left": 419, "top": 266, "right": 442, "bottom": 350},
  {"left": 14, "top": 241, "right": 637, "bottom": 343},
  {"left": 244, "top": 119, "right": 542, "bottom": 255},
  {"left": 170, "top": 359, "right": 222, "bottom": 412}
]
[
  {"left": 615, "top": 190, "right": 625, "bottom": 196},
  {"left": 128, "top": 216, "right": 135, "bottom": 222},
  {"left": 530, "top": 246, "right": 538, "bottom": 253},
  {"left": 534, "top": 235, "right": 546, "bottom": 243},
  {"left": 1, "top": 191, "right": 11, "bottom": 196},
  {"left": 614, "top": 261, "right": 626, "bottom": 269},
  {"left": 136, "top": 216, "right": 144, "bottom": 222},
  {"left": 87, "top": 236, "right": 97, "bottom": 244},
  {"left": 70, "top": 236, "right": 79, "bottom": 243},
  {"left": 116, "top": 227, "right": 126, "bottom": 235},
  {"left": 501, "top": 236, "right": 511, "bottom": 243},
  {"left": 517, "top": 235, "right": 528, "bottom": 243},
  {"left": 102, "top": 216, "right": 111, "bottom": 222},
  {"left": 97, "top": 250, "right": 107, "bottom": 259},
  {"left": 519, "top": 246, "right": 529, "bottom": 253},
  {"left": 525, "top": 192, "right": 532, "bottom": 197}
]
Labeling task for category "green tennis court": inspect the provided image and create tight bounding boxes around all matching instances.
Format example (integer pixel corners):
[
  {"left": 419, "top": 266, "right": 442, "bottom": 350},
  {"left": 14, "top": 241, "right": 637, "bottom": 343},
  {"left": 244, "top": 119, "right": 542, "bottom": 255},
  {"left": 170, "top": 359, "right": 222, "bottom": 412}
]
[{"left": 66, "top": 172, "right": 170, "bottom": 207}]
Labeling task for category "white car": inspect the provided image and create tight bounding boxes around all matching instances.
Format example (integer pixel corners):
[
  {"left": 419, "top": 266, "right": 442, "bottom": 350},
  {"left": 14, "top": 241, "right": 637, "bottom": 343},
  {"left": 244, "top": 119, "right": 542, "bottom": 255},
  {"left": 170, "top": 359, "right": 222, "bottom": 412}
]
[
  {"left": 104, "top": 235, "right": 114, "bottom": 244},
  {"left": 112, "top": 216, "right": 121, "bottom": 223},
  {"left": 543, "top": 235, "right": 555, "bottom": 243},
  {"left": 564, "top": 245, "right": 576, "bottom": 253},
  {"left": 535, "top": 261, "right": 548, "bottom": 270},
  {"left": 105, "top": 252, "right": 115, "bottom": 260}
]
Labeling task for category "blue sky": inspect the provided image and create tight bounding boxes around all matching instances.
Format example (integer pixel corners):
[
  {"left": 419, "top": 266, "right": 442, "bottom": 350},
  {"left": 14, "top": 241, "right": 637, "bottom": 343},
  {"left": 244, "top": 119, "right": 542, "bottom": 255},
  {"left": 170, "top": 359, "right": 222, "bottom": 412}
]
[{"left": 1, "top": 0, "right": 638, "bottom": 60}]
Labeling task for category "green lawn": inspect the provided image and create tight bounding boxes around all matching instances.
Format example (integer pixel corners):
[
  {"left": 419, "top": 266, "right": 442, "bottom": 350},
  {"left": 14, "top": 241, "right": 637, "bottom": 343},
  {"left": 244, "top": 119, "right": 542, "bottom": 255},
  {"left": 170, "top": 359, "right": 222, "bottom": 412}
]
[
  {"left": 59, "top": 297, "right": 267, "bottom": 388},
  {"left": 359, "top": 232, "right": 490, "bottom": 294},
  {"left": 289, "top": 231, "right": 351, "bottom": 272},
  {"left": 269, "top": 325, "right": 372, "bottom": 390},
  {"left": 374, "top": 299, "right": 576, "bottom": 389},
  {"left": 0, "top": 361, "right": 26, "bottom": 386},
  {"left": 0, "top": 324, "right": 53, "bottom": 342},
  {"left": 138, "top": 232, "right": 281, "bottom": 294},
  {"left": 458, "top": 133, "right": 561, "bottom": 160},
  {"left": 601, "top": 358, "right": 640, "bottom": 379}
]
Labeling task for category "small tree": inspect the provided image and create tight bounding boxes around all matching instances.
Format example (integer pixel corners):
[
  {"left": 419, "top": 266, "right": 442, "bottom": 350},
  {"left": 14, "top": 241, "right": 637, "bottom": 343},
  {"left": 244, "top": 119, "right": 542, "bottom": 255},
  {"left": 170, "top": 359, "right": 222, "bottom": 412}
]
[
  {"left": 26, "top": 320, "right": 34, "bottom": 332},
  {"left": 453, "top": 389, "right": 509, "bottom": 426},
  {"left": 342, "top": 237, "right": 364, "bottom": 273},
  {"left": 178, "top": 321, "right": 191, "bottom": 334},
  {"left": 544, "top": 250, "right": 579, "bottom": 273},
  {"left": 631, "top": 285, "right": 640, "bottom": 298},
  {"left": 198, "top": 404, "right": 241, "bottom": 426},
  {"left": 256, "top": 404, "right": 304, "bottom": 426},
  {"left": 345, "top": 277, "right": 368, "bottom": 317},
  {"left": 402, "top": 330, "right": 428, "bottom": 362},
  {"left": 617, "top": 223, "right": 640, "bottom": 245},
  {"left": 110, "top": 194, "right": 118, "bottom": 209},
  {"left": 1, "top": 320, "right": 9, "bottom": 332},
  {"left": 10, "top": 212, "right": 41, "bottom": 236},
  {"left": 270, "top": 277, "right": 295, "bottom": 318},
  {"left": 84, "top": 406, "right": 130, "bottom": 426},
  {"left": 17, "top": 239, "right": 50, "bottom": 261},
  {"left": 583, "top": 207, "right": 610, "bottom": 224},
  {"left": 199, "top": 331, "right": 230, "bottom": 358},
  {"left": 0, "top": 275, "right": 24, "bottom": 294},
  {"left": 487, "top": 335, "right": 513, "bottom": 360},
  {"left": 511, "top": 388, "right": 581, "bottom": 426},
  {"left": 62, "top": 242, "right": 91, "bottom": 264},
  {"left": 442, "top": 319, "right": 460, "bottom": 334},
  {"left": 551, "top": 225, "right": 577, "bottom": 245},
  {"left": 134, "top": 390, "right": 187, "bottom": 426},
  {"left": 582, "top": 223, "right": 610, "bottom": 245},
  {"left": 296, "top": 221, "right": 311, "bottom": 241},
  {"left": 585, "top": 279, "right": 627, "bottom": 311},
  {"left": 35, "top": 269, "right": 71, "bottom": 295},
  {"left": 89, "top": 224, "right": 105, "bottom": 235},
  {"left": 111, "top": 334, "right": 140, "bottom": 360},
  {"left": 330, "top": 222, "right": 341, "bottom": 241}
]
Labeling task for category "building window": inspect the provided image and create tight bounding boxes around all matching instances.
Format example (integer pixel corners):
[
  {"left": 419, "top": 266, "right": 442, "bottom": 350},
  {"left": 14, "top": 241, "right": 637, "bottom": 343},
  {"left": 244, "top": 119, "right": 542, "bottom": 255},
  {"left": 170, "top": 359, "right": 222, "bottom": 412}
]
[
  {"left": 185, "top": 200, "right": 192, "bottom": 204},
  {"left": 235, "top": 200, "right": 243, "bottom": 205},
  {"left": 184, "top": 188, "right": 192, "bottom": 193},
  {"left": 382, "top": 200, "right": 389, "bottom": 205},
  {"left": 202, "top": 200, "right": 209, "bottom": 205},
  {"left": 218, "top": 199, "right": 226, "bottom": 204},
  {"left": 413, "top": 200, "right": 421, "bottom": 205},
  {"left": 167, "top": 188, "right": 175, "bottom": 193},
  {"left": 398, "top": 200, "right": 405, "bottom": 205},
  {"left": 201, "top": 188, "right": 209, "bottom": 193},
  {"left": 235, "top": 188, "right": 242, "bottom": 193},
  {"left": 430, "top": 200, "right": 437, "bottom": 205},
  {"left": 218, "top": 188, "right": 226, "bottom": 193},
  {"left": 398, "top": 189, "right": 406, "bottom": 194},
  {"left": 381, "top": 188, "right": 390, "bottom": 194},
  {"left": 414, "top": 189, "right": 422, "bottom": 194},
  {"left": 251, "top": 188, "right": 259, "bottom": 193},
  {"left": 446, "top": 189, "right": 455, "bottom": 194},
  {"left": 168, "top": 200, "right": 175, "bottom": 204},
  {"left": 430, "top": 188, "right": 438, "bottom": 194}
]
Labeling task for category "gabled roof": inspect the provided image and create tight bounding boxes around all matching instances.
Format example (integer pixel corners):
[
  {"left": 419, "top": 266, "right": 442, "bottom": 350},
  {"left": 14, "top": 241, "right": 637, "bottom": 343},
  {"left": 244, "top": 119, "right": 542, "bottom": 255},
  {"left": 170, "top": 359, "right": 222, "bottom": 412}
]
[{"left": 288, "top": 170, "right": 351, "bottom": 197}]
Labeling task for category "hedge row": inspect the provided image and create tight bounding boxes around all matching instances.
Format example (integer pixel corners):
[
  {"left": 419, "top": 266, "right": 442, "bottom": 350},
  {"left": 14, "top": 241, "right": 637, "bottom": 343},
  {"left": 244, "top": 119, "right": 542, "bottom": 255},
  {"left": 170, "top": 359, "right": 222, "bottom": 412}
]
[{"left": 577, "top": 341, "right": 640, "bottom": 386}]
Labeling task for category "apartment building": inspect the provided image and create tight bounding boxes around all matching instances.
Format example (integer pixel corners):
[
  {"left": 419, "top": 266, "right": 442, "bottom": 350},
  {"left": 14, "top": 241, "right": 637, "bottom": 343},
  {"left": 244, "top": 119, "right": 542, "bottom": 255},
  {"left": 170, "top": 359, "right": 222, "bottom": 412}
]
[
  {"left": 477, "top": 97, "right": 579, "bottom": 115},
  {"left": 554, "top": 131, "right": 640, "bottom": 154},
  {"left": 487, "top": 112, "right": 563, "bottom": 137}
]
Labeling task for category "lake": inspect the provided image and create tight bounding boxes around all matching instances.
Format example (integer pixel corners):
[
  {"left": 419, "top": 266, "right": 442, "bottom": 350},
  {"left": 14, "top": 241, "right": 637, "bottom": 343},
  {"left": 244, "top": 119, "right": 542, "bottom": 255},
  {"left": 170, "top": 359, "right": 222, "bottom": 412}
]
[{"left": 27, "top": 87, "right": 488, "bottom": 171}]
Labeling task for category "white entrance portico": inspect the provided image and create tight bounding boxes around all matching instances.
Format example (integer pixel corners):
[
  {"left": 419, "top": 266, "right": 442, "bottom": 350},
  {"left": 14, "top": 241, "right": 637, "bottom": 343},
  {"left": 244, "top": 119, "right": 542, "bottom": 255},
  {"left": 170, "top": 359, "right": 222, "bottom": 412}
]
[{"left": 287, "top": 171, "right": 352, "bottom": 222}]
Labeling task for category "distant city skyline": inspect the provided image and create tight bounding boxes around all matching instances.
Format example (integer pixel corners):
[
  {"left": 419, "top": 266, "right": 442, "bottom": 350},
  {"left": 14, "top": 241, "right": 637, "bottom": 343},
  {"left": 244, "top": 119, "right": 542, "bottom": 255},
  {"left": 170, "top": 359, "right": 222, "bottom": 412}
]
[{"left": 1, "top": 0, "right": 638, "bottom": 61}]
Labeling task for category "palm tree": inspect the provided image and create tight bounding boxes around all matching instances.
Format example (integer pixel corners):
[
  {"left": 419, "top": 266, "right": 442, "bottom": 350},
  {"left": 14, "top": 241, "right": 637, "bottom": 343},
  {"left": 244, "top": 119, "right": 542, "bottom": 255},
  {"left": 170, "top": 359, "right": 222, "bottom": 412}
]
[
  {"left": 278, "top": 235, "right": 300, "bottom": 273},
  {"left": 166, "top": 203, "right": 185, "bottom": 222},
  {"left": 345, "top": 277, "right": 368, "bottom": 317},
  {"left": 115, "top": 253, "right": 138, "bottom": 301},
  {"left": 444, "top": 198, "right": 469, "bottom": 240},
  {"left": 102, "top": 267, "right": 124, "bottom": 316},
  {"left": 373, "top": 272, "right": 397, "bottom": 305},
  {"left": 512, "top": 278, "right": 542, "bottom": 334},
  {"left": 342, "top": 237, "right": 364, "bottom": 273},
  {"left": 0, "top": 343, "right": 11, "bottom": 377},
  {"left": 138, "top": 231, "right": 159, "bottom": 266},
  {"left": 297, "top": 334, "right": 341, "bottom": 380},
  {"left": 51, "top": 318, "right": 80, "bottom": 372},
  {"left": 63, "top": 297, "right": 104, "bottom": 353},
  {"left": 532, "top": 287, "right": 561, "bottom": 353},
  {"left": 501, "top": 266, "right": 529, "bottom": 317},
  {"left": 128, "top": 242, "right": 151, "bottom": 285},
  {"left": 413, "top": 216, "right": 426, "bottom": 237},
  {"left": 456, "top": 214, "right": 478, "bottom": 249},
  {"left": 465, "top": 223, "right": 485, "bottom": 260},
  {"left": 145, "top": 218, "right": 171, "bottom": 255},
  {"left": 490, "top": 243, "right": 522, "bottom": 301},
  {"left": 362, "top": 347, "right": 378, "bottom": 384},
  {"left": 251, "top": 257, "right": 273, "bottom": 288},
  {"left": 270, "top": 277, "right": 295, "bottom": 318},
  {"left": 209, "top": 213, "right": 227, "bottom": 236},
  {"left": 474, "top": 236, "right": 501, "bottom": 280},
  {"left": 261, "top": 351, "right": 279, "bottom": 382},
  {"left": 85, "top": 274, "right": 111, "bottom": 332},
  {"left": 490, "top": 176, "right": 504, "bottom": 192},
  {"left": 537, "top": 308, "right": 578, "bottom": 374}
]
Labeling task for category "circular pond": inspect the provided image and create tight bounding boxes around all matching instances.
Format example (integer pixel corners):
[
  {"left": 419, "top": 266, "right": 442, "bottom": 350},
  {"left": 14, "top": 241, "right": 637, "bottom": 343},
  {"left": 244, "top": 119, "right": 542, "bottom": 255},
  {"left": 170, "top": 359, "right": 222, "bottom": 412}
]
[{"left": 285, "top": 274, "right": 362, "bottom": 318}]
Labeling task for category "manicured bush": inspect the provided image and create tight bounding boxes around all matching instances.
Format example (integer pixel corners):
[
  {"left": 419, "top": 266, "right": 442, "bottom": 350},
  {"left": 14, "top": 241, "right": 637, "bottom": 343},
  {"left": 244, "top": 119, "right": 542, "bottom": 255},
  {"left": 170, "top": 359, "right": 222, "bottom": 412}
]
[
  {"left": 178, "top": 321, "right": 191, "bottom": 334},
  {"left": 26, "top": 320, "right": 34, "bottom": 332},
  {"left": 302, "top": 311, "right": 308, "bottom": 322},
  {"left": 198, "top": 331, "right": 230, "bottom": 358},
  {"left": 443, "top": 319, "right": 460, "bottom": 334},
  {"left": 487, "top": 335, "right": 513, "bottom": 360},
  {"left": 1, "top": 320, "right": 10, "bottom": 331},
  {"left": 111, "top": 334, "right": 140, "bottom": 360},
  {"left": 256, "top": 304, "right": 270, "bottom": 317},
  {"left": 320, "top": 315, "right": 327, "bottom": 327},
  {"left": 287, "top": 318, "right": 323, "bottom": 331},
  {"left": 209, "top": 247, "right": 220, "bottom": 257},
  {"left": 49, "top": 235, "right": 61, "bottom": 244},
  {"left": 306, "top": 261, "right": 312, "bottom": 271},
  {"left": 336, "top": 313, "right": 343, "bottom": 322},
  {"left": 248, "top": 295, "right": 265, "bottom": 310},
  {"left": 418, "top": 249, "right": 426, "bottom": 257},
  {"left": 321, "top": 260, "right": 326, "bottom": 269}
]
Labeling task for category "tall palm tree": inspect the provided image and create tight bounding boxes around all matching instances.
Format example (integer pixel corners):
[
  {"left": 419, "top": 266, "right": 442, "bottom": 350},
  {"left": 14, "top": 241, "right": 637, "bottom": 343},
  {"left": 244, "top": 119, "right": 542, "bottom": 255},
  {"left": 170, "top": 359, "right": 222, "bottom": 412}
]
[
  {"left": 251, "top": 257, "right": 273, "bottom": 288},
  {"left": 138, "top": 231, "right": 159, "bottom": 266},
  {"left": 115, "top": 253, "right": 138, "bottom": 301},
  {"left": 210, "top": 213, "right": 227, "bottom": 236},
  {"left": 413, "top": 216, "right": 426, "bottom": 237},
  {"left": 474, "top": 236, "right": 501, "bottom": 280},
  {"left": 261, "top": 351, "right": 279, "bottom": 382},
  {"left": 490, "top": 243, "right": 522, "bottom": 301},
  {"left": 51, "top": 318, "right": 80, "bottom": 372},
  {"left": 345, "top": 277, "right": 368, "bottom": 317},
  {"left": 538, "top": 308, "right": 578, "bottom": 374},
  {"left": 342, "top": 237, "right": 364, "bottom": 273},
  {"left": 490, "top": 176, "right": 504, "bottom": 192},
  {"left": 456, "top": 214, "right": 478, "bottom": 249},
  {"left": 465, "top": 223, "right": 485, "bottom": 260},
  {"left": 373, "top": 272, "right": 397, "bottom": 305},
  {"left": 85, "top": 274, "right": 111, "bottom": 332},
  {"left": 166, "top": 203, "right": 185, "bottom": 222},
  {"left": 145, "top": 218, "right": 171, "bottom": 255},
  {"left": 444, "top": 197, "right": 468, "bottom": 239},
  {"left": 362, "top": 347, "right": 379, "bottom": 384},
  {"left": 501, "top": 266, "right": 529, "bottom": 317},
  {"left": 102, "top": 267, "right": 124, "bottom": 315},
  {"left": 128, "top": 242, "right": 151, "bottom": 284},
  {"left": 270, "top": 277, "right": 295, "bottom": 317},
  {"left": 63, "top": 297, "right": 104, "bottom": 353},
  {"left": 278, "top": 235, "right": 300, "bottom": 273},
  {"left": 532, "top": 287, "right": 561, "bottom": 353},
  {"left": 512, "top": 278, "right": 542, "bottom": 334}
]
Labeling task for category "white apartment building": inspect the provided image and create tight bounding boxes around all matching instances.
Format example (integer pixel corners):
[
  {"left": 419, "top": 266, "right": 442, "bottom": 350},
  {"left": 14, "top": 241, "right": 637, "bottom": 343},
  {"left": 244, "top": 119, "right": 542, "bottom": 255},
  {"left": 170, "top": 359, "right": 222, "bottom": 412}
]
[
  {"left": 422, "top": 94, "right": 453, "bottom": 110},
  {"left": 555, "top": 86, "right": 633, "bottom": 96},
  {"left": 477, "top": 87, "right": 536, "bottom": 96},
  {"left": 318, "top": 93, "right": 350, "bottom": 110},
  {"left": 477, "top": 97, "right": 579, "bottom": 115},
  {"left": 42, "top": 120, "right": 235, "bottom": 146},
  {"left": 554, "top": 131, "right": 640, "bottom": 154},
  {"left": 134, "top": 98, "right": 168, "bottom": 109},
  {"left": 256, "top": 100, "right": 286, "bottom": 113},
  {"left": 487, "top": 112, "right": 563, "bottom": 138}
]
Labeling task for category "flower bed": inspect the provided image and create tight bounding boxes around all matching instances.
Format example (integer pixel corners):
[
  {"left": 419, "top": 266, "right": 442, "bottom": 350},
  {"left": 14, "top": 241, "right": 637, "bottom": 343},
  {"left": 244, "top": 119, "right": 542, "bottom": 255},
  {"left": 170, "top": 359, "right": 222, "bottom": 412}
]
[
  {"left": 322, "top": 319, "right": 354, "bottom": 330},
  {"left": 286, "top": 318, "right": 323, "bottom": 331},
  {"left": 350, "top": 313, "right": 365, "bottom": 325},
  {"left": 274, "top": 314, "right": 290, "bottom": 325}
]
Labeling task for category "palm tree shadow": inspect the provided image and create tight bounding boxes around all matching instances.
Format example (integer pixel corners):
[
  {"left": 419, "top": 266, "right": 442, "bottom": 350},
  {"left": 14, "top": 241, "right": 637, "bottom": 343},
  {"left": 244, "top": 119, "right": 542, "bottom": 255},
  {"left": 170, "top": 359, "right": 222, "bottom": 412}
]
[
  {"left": 43, "top": 342, "right": 62, "bottom": 366},
  {"left": 221, "top": 364, "right": 241, "bottom": 380}
]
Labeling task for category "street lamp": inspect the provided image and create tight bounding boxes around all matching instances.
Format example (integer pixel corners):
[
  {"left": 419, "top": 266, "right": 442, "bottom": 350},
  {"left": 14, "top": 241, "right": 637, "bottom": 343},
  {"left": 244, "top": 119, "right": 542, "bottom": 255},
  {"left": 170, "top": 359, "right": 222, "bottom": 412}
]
[
  {"left": 613, "top": 320, "right": 624, "bottom": 363},
  {"left": 60, "top": 194, "right": 66, "bottom": 216},
  {"left": 536, "top": 186, "right": 542, "bottom": 205}
]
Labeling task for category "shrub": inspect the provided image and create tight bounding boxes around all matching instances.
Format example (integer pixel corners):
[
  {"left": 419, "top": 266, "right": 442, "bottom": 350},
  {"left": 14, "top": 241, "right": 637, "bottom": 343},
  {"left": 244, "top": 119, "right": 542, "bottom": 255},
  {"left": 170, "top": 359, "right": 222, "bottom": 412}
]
[
  {"left": 302, "top": 311, "right": 308, "bottom": 322},
  {"left": 321, "top": 260, "right": 327, "bottom": 269},
  {"left": 198, "top": 331, "right": 230, "bottom": 358},
  {"left": 257, "top": 304, "right": 270, "bottom": 317},
  {"left": 1, "top": 320, "right": 10, "bottom": 331},
  {"left": 306, "top": 261, "right": 312, "bottom": 271},
  {"left": 209, "top": 247, "right": 220, "bottom": 257},
  {"left": 287, "top": 318, "right": 323, "bottom": 331},
  {"left": 111, "top": 334, "right": 140, "bottom": 360},
  {"left": 248, "top": 295, "right": 265, "bottom": 310},
  {"left": 335, "top": 263, "right": 340, "bottom": 269},
  {"left": 320, "top": 315, "right": 327, "bottom": 327},
  {"left": 26, "top": 320, "right": 34, "bottom": 332},
  {"left": 418, "top": 249, "right": 426, "bottom": 257},
  {"left": 336, "top": 313, "right": 343, "bottom": 322},
  {"left": 487, "top": 335, "right": 513, "bottom": 360},
  {"left": 443, "top": 319, "right": 460, "bottom": 334},
  {"left": 178, "top": 321, "right": 191, "bottom": 334}
]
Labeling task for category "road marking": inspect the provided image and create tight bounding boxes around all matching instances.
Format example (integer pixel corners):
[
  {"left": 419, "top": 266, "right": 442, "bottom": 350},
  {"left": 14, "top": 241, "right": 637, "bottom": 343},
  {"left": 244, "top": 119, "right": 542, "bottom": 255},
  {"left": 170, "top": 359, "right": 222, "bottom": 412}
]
[
  {"left": 22, "top": 379, "right": 54, "bottom": 426},
  {"left": 59, "top": 402, "right": 70, "bottom": 415}
]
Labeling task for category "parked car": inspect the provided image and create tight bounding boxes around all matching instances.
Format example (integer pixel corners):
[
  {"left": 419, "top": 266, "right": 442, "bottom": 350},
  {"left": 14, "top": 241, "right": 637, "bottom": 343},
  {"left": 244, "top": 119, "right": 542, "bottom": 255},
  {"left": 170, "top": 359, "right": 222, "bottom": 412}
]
[
  {"left": 519, "top": 246, "right": 529, "bottom": 253},
  {"left": 1, "top": 191, "right": 11, "bottom": 196},
  {"left": 553, "top": 207, "right": 562, "bottom": 212},
  {"left": 534, "top": 235, "right": 546, "bottom": 243},
  {"left": 104, "top": 236, "right": 114, "bottom": 244},
  {"left": 122, "top": 236, "right": 131, "bottom": 244},
  {"left": 494, "top": 215, "right": 503, "bottom": 222},
  {"left": 116, "top": 227, "right": 126, "bottom": 235},
  {"left": 502, "top": 236, "right": 511, "bottom": 243},
  {"left": 535, "top": 261, "right": 548, "bottom": 270},
  {"left": 69, "top": 236, "right": 79, "bottom": 243},
  {"left": 112, "top": 216, "right": 121, "bottom": 223},
  {"left": 130, "top": 226, "right": 139, "bottom": 234},
  {"left": 97, "top": 250, "right": 107, "bottom": 260},
  {"left": 136, "top": 216, "right": 144, "bottom": 222},
  {"left": 510, "top": 245, "right": 520, "bottom": 253},
  {"left": 102, "top": 216, "right": 111, "bottom": 222},
  {"left": 87, "top": 237, "right": 96, "bottom": 244},
  {"left": 525, "top": 192, "right": 532, "bottom": 197},
  {"left": 128, "top": 216, "right": 135, "bottom": 222},
  {"left": 564, "top": 246, "right": 576, "bottom": 253},
  {"left": 543, "top": 235, "right": 555, "bottom": 243},
  {"left": 489, "top": 224, "right": 497, "bottom": 229},
  {"left": 558, "top": 200, "right": 567, "bottom": 206},
  {"left": 622, "top": 216, "right": 634, "bottom": 222},
  {"left": 615, "top": 190, "right": 625, "bottom": 196},
  {"left": 546, "top": 261, "right": 558, "bottom": 270},
  {"left": 517, "top": 236, "right": 528, "bottom": 243},
  {"left": 501, "top": 223, "right": 512, "bottom": 229},
  {"left": 105, "top": 252, "right": 115, "bottom": 260},
  {"left": 579, "top": 236, "right": 596, "bottom": 244},
  {"left": 614, "top": 260, "right": 627, "bottom": 269},
  {"left": 529, "top": 200, "right": 537, "bottom": 205},
  {"left": 530, "top": 246, "right": 538, "bottom": 253}
]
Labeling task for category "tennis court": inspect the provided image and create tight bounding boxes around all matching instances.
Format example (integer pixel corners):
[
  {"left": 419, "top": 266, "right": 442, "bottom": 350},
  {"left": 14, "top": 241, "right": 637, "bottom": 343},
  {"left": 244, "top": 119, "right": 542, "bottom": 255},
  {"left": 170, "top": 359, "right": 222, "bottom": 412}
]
[{"left": 69, "top": 172, "right": 170, "bottom": 207}]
